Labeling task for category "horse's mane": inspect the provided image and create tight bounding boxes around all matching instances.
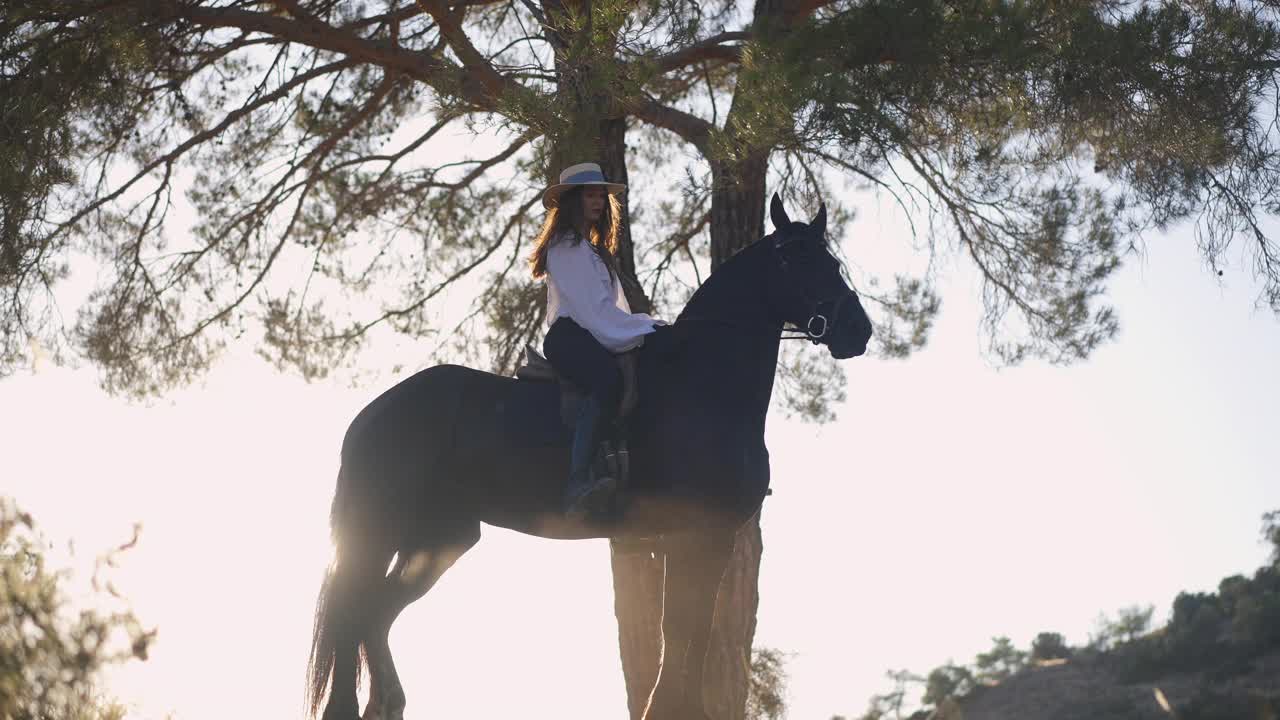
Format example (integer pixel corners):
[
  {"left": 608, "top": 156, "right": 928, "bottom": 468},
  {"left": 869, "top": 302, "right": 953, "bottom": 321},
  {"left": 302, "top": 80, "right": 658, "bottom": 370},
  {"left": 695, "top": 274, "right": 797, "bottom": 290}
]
[
  {"left": 673, "top": 214, "right": 828, "bottom": 322},
  {"left": 676, "top": 233, "right": 774, "bottom": 323}
]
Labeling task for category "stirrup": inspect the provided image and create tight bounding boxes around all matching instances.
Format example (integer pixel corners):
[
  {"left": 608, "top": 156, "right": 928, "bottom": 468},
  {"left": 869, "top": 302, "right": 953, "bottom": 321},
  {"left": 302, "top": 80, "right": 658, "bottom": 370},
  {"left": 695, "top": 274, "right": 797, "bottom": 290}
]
[
  {"left": 603, "top": 439, "right": 630, "bottom": 492},
  {"left": 565, "top": 470, "right": 617, "bottom": 516}
]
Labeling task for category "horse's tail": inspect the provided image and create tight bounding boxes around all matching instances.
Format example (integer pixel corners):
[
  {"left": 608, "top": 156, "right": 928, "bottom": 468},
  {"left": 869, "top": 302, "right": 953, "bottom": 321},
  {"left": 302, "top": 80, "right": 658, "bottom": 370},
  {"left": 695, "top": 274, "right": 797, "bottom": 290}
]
[
  {"left": 305, "top": 557, "right": 339, "bottom": 719},
  {"left": 305, "top": 465, "right": 370, "bottom": 719}
]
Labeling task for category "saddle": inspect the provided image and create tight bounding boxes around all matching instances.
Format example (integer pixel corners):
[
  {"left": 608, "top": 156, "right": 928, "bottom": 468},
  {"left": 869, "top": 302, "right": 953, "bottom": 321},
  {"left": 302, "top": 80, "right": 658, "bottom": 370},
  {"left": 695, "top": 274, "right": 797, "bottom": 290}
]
[
  {"left": 515, "top": 345, "right": 638, "bottom": 419},
  {"left": 515, "top": 345, "right": 639, "bottom": 491}
]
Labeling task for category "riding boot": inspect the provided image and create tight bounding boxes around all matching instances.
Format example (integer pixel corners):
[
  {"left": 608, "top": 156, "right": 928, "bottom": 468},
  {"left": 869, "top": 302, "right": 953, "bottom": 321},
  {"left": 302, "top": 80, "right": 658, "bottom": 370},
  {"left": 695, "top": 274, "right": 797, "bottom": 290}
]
[
  {"left": 596, "top": 436, "right": 630, "bottom": 519},
  {"left": 614, "top": 438, "right": 630, "bottom": 491},
  {"left": 564, "top": 395, "right": 617, "bottom": 515}
]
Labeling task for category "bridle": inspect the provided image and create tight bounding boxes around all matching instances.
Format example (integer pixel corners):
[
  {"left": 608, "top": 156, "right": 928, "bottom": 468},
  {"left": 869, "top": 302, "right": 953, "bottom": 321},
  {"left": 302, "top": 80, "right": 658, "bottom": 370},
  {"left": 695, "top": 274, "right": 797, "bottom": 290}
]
[
  {"left": 674, "top": 229, "right": 854, "bottom": 345},
  {"left": 773, "top": 233, "right": 853, "bottom": 345}
]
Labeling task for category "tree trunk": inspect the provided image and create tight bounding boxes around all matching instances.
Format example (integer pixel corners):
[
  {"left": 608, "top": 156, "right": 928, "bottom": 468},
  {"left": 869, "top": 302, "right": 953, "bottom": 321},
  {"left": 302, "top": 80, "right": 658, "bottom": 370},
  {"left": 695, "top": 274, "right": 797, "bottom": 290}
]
[
  {"left": 534, "top": 14, "right": 672, "bottom": 712},
  {"left": 541, "top": 2, "right": 777, "bottom": 714},
  {"left": 599, "top": 118, "right": 649, "bottom": 314},
  {"left": 708, "top": 155, "right": 770, "bottom": 270},
  {"left": 542, "top": 0, "right": 648, "bottom": 318},
  {"left": 610, "top": 151, "right": 770, "bottom": 720}
]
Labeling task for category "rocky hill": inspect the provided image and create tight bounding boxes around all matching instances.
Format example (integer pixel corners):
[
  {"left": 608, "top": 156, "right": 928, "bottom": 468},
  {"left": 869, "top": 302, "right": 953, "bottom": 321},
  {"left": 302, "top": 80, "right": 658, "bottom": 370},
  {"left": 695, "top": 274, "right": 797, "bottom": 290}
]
[
  {"left": 934, "top": 649, "right": 1280, "bottom": 720},
  {"left": 868, "top": 513, "right": 1280, "bottom": 720}
]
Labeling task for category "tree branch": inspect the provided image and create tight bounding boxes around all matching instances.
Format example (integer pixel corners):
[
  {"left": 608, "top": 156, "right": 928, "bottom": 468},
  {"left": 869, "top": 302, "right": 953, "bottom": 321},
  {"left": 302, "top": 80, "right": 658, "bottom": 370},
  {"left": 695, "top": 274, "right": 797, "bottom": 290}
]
[
  {"left": 446, "top": 130, "right": 538, "bottom": 189},
  {"left": 629, "top": 96, "right": 713, "bottom": 153},
  {"left": 650, "top": 31, "right": 749, "bottom": 74},
  {"left": 173, "top": 4, "right": 520, "bottom": 109},
  {"left": 414, "top": 0, "right": 517, "bottom": 105},
  {"left": 646, "top": 210, "right": 710, "bottom": 299},
  {"left": 52, "top": 57, "right": 357, "bottom": 244},
  {"left": 325, "top": 194, "right": 541, "bottom": 347}
]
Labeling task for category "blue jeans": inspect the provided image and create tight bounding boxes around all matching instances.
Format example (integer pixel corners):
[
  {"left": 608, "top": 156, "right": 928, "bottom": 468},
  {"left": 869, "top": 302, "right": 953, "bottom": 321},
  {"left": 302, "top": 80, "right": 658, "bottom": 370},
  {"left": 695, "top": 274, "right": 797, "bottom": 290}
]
[{"left": 543, "top": 318, "right": 622, "bottom": 481}]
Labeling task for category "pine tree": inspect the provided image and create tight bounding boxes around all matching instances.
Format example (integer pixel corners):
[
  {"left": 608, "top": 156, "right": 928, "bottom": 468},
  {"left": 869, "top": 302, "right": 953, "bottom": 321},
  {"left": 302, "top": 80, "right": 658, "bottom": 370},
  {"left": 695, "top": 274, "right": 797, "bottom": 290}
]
[{"left": 7, "top": 3, "right": 1280, "bottom": 718}]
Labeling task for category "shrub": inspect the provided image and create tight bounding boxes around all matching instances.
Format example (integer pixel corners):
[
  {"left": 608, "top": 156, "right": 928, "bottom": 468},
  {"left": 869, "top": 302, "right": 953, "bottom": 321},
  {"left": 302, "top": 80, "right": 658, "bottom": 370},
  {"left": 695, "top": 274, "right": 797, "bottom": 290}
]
[
  {"left": 1030, "top": 632, "right": 1071, "bottom": 662},
  {"left": 1263, "top": 510, "right": 1279, "bottom": 568},
  {"left": 0, "top": 497, "right": 151, "bottom": 720},
  {"left": 974, "top": 636, "right": 1026, "bottom": 682},
  {"left": 746, "top": 647, "right": 789, "bottom": 720},
  {"left": 1165, "top": 592, "right": 1227, "bottom": 668},
  {"left": 922, "top": 663, "right": 975, "bottom": 705}
]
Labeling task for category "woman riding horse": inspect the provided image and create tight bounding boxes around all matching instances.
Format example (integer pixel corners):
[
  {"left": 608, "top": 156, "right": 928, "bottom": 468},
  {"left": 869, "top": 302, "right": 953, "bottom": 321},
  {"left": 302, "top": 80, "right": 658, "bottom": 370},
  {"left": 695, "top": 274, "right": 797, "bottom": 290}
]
[
  {"left": 529, "top": 162, "right": 665, "bottom": 515},
  {"left": 307, "top": 191, "right": 873, "bottom": 720}
]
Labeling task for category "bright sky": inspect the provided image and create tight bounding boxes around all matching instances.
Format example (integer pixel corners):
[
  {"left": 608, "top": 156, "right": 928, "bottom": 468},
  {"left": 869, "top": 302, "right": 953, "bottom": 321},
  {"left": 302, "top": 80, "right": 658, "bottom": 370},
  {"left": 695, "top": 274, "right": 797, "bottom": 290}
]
[{"left": 2, "top": 182, "right": 1278, "bottom": 720}]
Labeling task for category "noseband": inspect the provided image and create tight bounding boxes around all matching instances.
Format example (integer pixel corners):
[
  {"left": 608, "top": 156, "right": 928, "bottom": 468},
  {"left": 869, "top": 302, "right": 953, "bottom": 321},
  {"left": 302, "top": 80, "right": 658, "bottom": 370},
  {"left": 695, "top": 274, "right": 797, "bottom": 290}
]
[{"left": 775, "top": 243, "right": 852, "bottom": 345}]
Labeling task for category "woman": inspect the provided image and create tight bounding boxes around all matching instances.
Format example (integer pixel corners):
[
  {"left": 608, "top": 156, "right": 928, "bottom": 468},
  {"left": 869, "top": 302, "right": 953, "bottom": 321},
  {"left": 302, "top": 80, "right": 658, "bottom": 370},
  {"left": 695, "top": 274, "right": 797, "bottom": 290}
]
[{"left": 529, "top": 162, "right": 661, "bottom": 515}]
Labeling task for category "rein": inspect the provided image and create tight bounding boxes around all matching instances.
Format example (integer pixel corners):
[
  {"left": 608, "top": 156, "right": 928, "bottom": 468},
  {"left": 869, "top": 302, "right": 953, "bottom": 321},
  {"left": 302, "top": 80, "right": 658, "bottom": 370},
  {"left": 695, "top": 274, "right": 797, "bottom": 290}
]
[
  {"left": 676, "top": 289, "right": 851, "bottom": 345},
  {"left": 674, "top": 316, "right": 816, "bottom": 342}
]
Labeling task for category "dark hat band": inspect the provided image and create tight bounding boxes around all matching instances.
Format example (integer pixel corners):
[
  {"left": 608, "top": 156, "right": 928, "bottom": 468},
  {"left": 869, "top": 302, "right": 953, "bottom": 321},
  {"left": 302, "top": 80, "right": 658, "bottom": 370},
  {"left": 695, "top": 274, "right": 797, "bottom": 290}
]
[{"left": 562, "top": 169, "right": 608, "bottom": 184}]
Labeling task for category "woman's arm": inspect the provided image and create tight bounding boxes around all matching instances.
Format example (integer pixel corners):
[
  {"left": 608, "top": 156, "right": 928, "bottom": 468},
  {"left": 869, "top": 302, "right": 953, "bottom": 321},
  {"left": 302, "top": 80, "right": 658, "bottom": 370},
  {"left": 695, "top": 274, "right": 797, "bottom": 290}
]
[{"left": 547, "top": 241, "right": 657, "bottom": 353}]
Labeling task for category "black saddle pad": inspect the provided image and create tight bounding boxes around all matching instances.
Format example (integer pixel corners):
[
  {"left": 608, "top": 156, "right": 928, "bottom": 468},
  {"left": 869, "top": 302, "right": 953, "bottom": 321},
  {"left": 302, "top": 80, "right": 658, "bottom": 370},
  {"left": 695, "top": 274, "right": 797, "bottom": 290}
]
[{"left": 500, "top": 377, "right": 573, "bottom": 448}]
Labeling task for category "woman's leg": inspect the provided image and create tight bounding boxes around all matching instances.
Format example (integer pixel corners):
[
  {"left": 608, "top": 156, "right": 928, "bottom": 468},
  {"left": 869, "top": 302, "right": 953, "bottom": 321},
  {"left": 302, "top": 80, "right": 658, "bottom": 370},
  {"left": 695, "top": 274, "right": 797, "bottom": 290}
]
[{"left": 544, "top": 317, "right": 622, "bottom": 512}]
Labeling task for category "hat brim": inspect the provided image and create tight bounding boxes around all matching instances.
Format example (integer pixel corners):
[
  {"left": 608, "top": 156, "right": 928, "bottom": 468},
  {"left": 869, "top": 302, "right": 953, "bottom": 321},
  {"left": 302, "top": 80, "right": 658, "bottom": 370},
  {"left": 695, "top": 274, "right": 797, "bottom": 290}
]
[{"left": 543, "top": 181, "right": 627, "bottom": 209}]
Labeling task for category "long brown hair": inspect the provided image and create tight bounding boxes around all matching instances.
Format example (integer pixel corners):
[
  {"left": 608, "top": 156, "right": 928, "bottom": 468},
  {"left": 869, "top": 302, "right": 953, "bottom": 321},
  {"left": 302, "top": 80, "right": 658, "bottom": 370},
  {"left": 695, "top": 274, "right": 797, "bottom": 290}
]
[{"left": 529, "top": 186, "right": 623, "bottom": 280}]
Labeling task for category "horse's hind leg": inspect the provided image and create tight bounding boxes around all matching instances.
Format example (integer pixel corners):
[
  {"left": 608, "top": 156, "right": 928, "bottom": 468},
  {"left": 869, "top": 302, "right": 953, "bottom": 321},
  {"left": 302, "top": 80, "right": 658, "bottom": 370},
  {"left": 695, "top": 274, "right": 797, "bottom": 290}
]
[
  {"left": 362, "top": 535, "right": 479, "bottom": 720},
  {"left": 317, "top": 537, "right": 395, "bottom": 720}
]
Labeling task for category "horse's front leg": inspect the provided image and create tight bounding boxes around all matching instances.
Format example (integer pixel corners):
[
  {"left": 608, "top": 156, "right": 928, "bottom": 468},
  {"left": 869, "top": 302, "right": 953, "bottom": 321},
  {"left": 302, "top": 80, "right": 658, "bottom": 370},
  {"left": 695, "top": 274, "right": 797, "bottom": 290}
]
[{"left": 642, "top": 527, "right": 737, "bottom": 720}]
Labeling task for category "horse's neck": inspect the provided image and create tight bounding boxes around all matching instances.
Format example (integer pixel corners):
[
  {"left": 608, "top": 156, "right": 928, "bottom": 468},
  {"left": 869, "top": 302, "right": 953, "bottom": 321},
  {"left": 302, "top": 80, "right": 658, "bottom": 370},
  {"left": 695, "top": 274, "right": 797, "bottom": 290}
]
[
  {"left": 678, "top": 240, "right": 774, "bottom": 326},
  {"left": 674, "top": 241, "right": 782, "bottom": 431}
]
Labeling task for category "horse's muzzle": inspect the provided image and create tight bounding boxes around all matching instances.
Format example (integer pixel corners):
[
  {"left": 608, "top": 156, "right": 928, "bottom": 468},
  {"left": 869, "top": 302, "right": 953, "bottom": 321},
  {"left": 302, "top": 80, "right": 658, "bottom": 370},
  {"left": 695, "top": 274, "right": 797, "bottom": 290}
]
[
  {"left": 826, "top": 295, "right": 872, "bottom": 359},
  {"left": 829, "top": 339, "right": 867, "bottom": 360}
]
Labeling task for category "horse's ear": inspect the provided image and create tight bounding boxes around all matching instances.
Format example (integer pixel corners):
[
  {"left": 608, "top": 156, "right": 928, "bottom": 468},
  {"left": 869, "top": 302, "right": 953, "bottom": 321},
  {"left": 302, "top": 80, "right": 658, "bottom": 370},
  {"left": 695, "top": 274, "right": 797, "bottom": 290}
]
[
  {"left": 770, "top": 193, "right": 790, "bottom": 232},
  {"left": 812, "top": 203, "right": 827, "bottom": 239}
]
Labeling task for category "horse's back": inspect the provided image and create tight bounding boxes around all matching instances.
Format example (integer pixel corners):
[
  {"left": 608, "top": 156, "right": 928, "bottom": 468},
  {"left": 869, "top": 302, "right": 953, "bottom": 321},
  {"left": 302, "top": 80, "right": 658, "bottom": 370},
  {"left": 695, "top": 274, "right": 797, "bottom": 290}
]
[
  {"left": 342, "top": 363, "right": 569, "bottom": 459},
  {"left": 335, "top": 364, "right": 518, "bottom": 544},
  {"left": 335, "top": 356, "right": 768, "bottom": 537},
  {"left": 343, "top": 364, "right": 480, "bottom": 456}
]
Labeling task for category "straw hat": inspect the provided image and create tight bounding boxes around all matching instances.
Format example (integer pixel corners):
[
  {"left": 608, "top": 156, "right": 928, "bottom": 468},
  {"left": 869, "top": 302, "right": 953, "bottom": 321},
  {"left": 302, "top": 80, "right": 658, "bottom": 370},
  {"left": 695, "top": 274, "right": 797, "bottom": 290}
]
[{"left": 542, "top": 162, "right": 627, "bottom": 209}]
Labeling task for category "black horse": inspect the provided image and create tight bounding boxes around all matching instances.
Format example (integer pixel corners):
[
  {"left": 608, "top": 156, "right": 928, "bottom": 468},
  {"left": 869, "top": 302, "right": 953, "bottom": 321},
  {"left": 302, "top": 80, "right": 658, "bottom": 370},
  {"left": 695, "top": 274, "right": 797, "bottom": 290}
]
[{"left": 307, "top": 194, "right": 873, "bottom": 720}]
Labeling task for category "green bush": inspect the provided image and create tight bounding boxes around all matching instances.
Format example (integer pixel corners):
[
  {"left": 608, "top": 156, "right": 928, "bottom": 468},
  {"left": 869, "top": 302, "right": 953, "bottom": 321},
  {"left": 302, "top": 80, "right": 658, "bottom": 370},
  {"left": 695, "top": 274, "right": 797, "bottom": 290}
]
[
  {"left": 1217, "top": 574, "right": 1251, "bottom": 618},
  {"left": 1114, "top": 632, "right": 1169, "bottom": 682},
  {"left": 0, "top": 497, "right": 151, "bottom": 720},
  {"left": 1030, "top": 632, "right": 1071, "bottom": 662},
  {"left": 746, "top": 647, "right": 789, "bottom": 720},
  {"left": 974, "top": 636, "right": 1026, "bottom": 682},
  {"left": 922, "top": 663, "right": 974, "bottom": 705},
  {"left": 1230, "top": 567, "right": 1280, "bottom": 654},
  {"left": 1165, "top": 592, "right": 1228, "bottom": 669},
  {"left": 1090, "top": 605, "right": 1154, "bottom": 651},
  {"left": 1116, "top": 538, "right": 1280, "bottom": 681},
  {"left": 1263, "top": 510, "right": 1279, "bottom": 568}
]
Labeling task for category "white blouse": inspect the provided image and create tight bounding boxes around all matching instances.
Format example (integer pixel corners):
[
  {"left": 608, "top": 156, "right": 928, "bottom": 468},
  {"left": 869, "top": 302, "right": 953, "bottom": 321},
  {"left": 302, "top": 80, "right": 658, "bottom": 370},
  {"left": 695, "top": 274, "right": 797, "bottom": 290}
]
[{"left": 545, "top": 232, "right": 657, "bottom": 353}]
